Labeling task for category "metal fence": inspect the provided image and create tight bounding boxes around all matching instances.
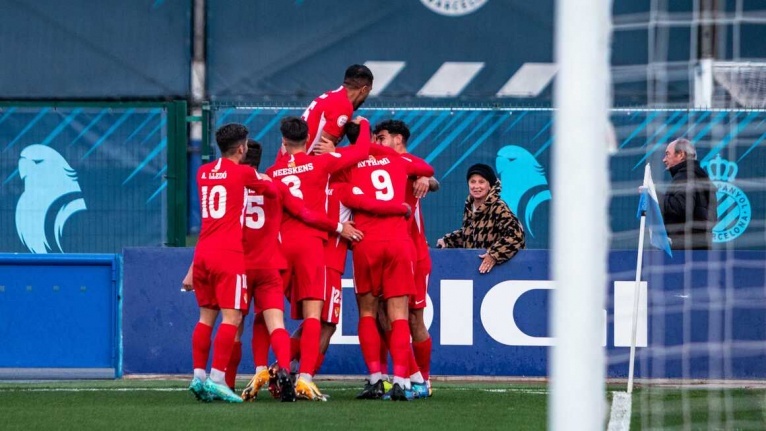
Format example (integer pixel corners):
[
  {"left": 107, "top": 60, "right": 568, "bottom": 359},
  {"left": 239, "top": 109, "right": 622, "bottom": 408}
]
[{"left": 202, "top": 103, "right": 766, "bottom": 250}]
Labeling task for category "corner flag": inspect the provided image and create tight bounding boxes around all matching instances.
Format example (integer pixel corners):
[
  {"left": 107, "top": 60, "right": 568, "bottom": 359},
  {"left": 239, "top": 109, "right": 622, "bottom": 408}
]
[{"left": 637, "top": 163, "right": 673, "bottom": 257}]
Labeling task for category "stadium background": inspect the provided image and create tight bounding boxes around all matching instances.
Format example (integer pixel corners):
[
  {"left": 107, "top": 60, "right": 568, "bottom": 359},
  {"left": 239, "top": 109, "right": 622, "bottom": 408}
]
[{"left": 1, "top": 0, "right": 765, "bottom": 380}]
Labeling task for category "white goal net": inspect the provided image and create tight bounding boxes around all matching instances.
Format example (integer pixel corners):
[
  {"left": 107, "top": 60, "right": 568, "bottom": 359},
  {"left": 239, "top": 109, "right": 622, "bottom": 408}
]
[{"left": 713, "top": 61, "right": 766, "bottom": 109}]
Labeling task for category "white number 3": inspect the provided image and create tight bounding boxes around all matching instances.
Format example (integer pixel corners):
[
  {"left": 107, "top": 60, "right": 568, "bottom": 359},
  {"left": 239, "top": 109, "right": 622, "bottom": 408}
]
[{"left": 281, "top": 175, "right": 303, "bottom": 199}]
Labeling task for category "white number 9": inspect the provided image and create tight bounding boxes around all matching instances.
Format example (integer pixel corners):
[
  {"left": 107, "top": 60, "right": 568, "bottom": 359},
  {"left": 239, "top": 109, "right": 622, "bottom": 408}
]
[{"left": 371, "top": 169, "right": 394, "bottom": 201}]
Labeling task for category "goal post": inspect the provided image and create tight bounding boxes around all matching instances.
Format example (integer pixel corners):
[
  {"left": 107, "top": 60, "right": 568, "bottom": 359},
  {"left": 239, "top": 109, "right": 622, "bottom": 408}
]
[{"left": 550, "top": 0, "right": 612, "bottom": 429}]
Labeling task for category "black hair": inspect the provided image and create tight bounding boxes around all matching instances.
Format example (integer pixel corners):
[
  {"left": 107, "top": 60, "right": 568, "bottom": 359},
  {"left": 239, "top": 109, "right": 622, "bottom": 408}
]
[
  {"left": 344, "top": 122, "right": 361, "bottom": 144},
  {"left": 343, "top": 64, "right": 374, "bottom": 89},
  {"left": 215, "top": 123, "right": 249, "bottom": 155},
  {"left": 243, "top": 139, "right": 262, "bottom": 170},
  {"left": 280, "top": 116, "right": 309, "bottom": 146},
  {"left": 373, "top": 119, "right": 410, "bottom": 143}
]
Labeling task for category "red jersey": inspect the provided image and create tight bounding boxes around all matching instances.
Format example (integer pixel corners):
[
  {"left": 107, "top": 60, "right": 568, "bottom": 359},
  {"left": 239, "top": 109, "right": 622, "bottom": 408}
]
[
  {"left": 196, "top": 157, "right": 273, "bottom": 252},
  {"left": 404, "top": 154, "right": 431, "bottom": 260},
  {"left": 324, "top": 181, "right": 410, "bottom": 272},
  {"left": 301, "top": 86, "right": 354, "bottom": 153},
  {"left": 266, "top": 121, "right": 370, "bottom": 240},
  {"left": 243, "top": 182, "right": 338, "bottom": 270},
  {"left": 347, "top": 146, "right": 434, "bottom": 241}
]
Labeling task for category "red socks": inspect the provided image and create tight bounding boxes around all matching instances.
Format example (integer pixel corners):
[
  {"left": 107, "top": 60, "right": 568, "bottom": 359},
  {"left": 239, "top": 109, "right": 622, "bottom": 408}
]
[
  {"left": 358, "top": 316, "right": 382, "bottom": 374},
  {"left": 252, "top": 314, "right": 270, "bottom": 368},
  {"left": 390, "top": 319, "right": 411, "bottom": 379},
  {"left": 379, "top": 335, "right": 389, "bottom": 375},
  {"left": 225, "top": 341, "right": 242, "bottom": 389},
  {"left": 413, "top": 337, "right": 432, "bottom": 380},
  {"left": 408, "top": 346, "right": 420, "bottom": 377},
  {"left": 270, "top": 328, "right": 291, "bottom": 370},
  {"left": 290, "top": 335, "right": 302, "bottom": 361},
  {"left": 299, "top": 318, "right": 321, "bottom": 375},
  {"left": 314, "top": 352, "right": 325, "bottom": 375},
  {"left": 191, "top": 322, "right": 213, "bottom": 370},
  {"left": 211, "top": 323, "right": 238, "bottom": 372}
]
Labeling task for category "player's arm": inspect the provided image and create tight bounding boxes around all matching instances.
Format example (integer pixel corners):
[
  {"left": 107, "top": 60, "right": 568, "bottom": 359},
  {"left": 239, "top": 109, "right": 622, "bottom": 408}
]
[
  {"left": 401, "top": 153, "right": 435, "bottom": 179},
  {"left": 181, "top": 262, "right": 193, "bottom": 291},
  {"left": 336, "top": 183, "right": 411, "bottom": 218},
  {"left": 322, "top": 118, "right": 371, "bottom": 173},
  {"left": 406, "top": 153, "right": 440, "bottom": 198},
  {"left": 243, "top": 167, "right": 277, "bottom": 198},
  {"left": 277, "top": 182, "right": 343, "bottom": 234}
]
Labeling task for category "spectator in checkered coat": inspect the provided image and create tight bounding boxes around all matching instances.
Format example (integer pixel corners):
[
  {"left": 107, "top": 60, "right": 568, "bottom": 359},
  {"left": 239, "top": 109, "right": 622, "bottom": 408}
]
[{"left": 437, "top": 163, "right": 526, "bottom": 274}]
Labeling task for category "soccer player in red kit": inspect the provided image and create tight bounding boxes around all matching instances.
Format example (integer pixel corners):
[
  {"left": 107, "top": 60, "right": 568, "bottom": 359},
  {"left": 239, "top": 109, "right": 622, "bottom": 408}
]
[
  {"left": 374, "top": 120, "right": 439, "bottom": 398},
  {"left": 301, "top": 64, "right": 373, "bottom": 153},
  {"left": 238, "top": 140, "right": 362, "bottom": 401},
  {"left": 188, "top": 123, "right": 275, "bottom": 403},
  {"left": 317, "top": 123, "right": 411, "bottom": 370},
  {"left": 347, "top": 138, "right": 435, "bottom": 401},
  {"left": 267, "top": 64, "right": 373, "bottom": 163},
  {"left": 266, "top": 116, "right": 371, "bottom": 400}
]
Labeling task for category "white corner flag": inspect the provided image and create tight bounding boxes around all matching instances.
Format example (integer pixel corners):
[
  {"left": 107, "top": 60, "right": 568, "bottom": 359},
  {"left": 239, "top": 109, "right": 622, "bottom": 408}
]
[{"left": 637, "top": 164, "right": 673, "bottom": 257}]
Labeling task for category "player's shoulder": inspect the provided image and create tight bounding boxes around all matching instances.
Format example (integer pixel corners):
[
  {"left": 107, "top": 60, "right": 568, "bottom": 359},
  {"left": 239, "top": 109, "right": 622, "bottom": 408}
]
[
  {"left": 402, "top": 152, "right": 425, "bottom": 164},
  {"left": 322, "top": 86, "right": 352, "bottom": 108}
]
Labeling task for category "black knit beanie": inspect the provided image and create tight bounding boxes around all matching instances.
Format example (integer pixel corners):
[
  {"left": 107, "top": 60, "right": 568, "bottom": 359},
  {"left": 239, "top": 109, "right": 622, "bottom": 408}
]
[{"left": 466, "top": 163, "right": 497, "bottom": 185}]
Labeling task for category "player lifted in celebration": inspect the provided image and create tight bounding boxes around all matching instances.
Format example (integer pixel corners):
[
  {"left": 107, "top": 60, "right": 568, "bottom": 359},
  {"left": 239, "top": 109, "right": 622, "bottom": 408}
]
[
  {"left": 347, "top": 130, "right": 435, "bottom": 401},
  {"left": 266, "top": 116, "right": 371, "bottom": 400},
  {"left": 374, "top": 120, "right": 439, "bottom": 398},
  {"left": 188, "top": 123, "right": 275, "bottom": 403},
  {"left": 301, "top": 64, "right": 373, "bottom": 153}
]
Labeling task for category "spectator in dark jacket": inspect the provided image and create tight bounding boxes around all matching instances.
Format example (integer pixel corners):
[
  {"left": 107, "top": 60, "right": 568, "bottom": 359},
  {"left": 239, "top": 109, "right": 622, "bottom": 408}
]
[
  {"left": 437, "top": 163, "right": 526, "bottom": 273},
  {"left": 661, "top": 138, "right": 717, "bottom": 250}
]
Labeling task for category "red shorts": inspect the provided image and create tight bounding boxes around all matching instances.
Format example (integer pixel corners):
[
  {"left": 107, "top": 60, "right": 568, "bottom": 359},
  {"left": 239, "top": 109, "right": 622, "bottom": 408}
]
[
  {"left": 322, "top": 267, "right": 343, "bottom": 324},
  {"left": 246, "top": 268, "right": 284, "bottom": 315},
  {"left": 408, "top": 254, "right": 432, "bottom": 310},
  {"left": 281, "top": 236, "right": 326, "bottom": 320},
  {"left": 193, "top": 248, "right": 248, "bottom": 311},
  {"left": 352, "top": 239, "right": 415, "bottom": 300}
]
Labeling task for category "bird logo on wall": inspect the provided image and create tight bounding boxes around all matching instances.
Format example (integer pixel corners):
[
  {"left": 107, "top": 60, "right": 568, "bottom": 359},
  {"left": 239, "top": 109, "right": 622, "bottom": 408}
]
[
  {"left": 15, "top": 145, "right": 87, "bottom": 253},
  {"left": 496, "top": 145, "right": 551, "bottom": 238}
]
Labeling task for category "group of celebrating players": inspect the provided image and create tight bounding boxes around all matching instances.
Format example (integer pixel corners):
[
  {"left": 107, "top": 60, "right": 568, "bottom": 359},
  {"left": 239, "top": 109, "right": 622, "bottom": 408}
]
[{"left": 184, "top": 64, "right": 439, "bottom": 403}]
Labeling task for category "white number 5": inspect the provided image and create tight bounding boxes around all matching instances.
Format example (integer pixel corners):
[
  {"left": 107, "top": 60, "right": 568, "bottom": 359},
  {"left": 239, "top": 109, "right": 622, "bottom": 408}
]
[{"left": 245, "top": 194, "right": 265, "bottom": 229}]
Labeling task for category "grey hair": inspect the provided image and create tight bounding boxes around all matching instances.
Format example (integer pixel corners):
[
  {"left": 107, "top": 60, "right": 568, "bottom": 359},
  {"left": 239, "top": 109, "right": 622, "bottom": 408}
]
[{"left": 671, "top": 138, "right": 697, "bottom": 160}]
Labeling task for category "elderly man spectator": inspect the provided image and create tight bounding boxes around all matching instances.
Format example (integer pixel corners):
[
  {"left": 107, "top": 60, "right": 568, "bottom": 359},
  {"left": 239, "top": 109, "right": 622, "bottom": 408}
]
[{"left": 661, "top": 138, "right": 718, "bottom": 250}]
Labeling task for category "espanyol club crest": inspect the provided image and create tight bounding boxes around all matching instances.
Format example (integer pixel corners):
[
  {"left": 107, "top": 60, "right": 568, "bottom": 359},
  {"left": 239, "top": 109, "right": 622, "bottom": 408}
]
[
  {"left": 420, "top": 0, "right": 488, "bottom": 16},
  {"left": 703, "top": 155, "right": 751, "bottom": 243}
]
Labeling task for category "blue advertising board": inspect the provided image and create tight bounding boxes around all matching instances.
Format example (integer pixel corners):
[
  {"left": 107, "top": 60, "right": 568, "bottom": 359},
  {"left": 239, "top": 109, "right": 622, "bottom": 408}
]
[{"left": 122, "top": 247, "right": 766, "bottom": 379}]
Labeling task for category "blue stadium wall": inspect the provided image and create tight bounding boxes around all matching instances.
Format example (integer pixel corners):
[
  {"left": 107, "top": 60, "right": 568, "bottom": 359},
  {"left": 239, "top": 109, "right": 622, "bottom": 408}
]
[{"left": 3, "top": 248, "right": 764, "bottom": 379}]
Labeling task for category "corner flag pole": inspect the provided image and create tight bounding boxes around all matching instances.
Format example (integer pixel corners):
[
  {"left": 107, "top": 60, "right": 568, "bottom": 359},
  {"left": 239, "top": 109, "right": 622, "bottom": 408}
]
[{"left": 627, "top": 164, "right": 650, "bottom": 394}]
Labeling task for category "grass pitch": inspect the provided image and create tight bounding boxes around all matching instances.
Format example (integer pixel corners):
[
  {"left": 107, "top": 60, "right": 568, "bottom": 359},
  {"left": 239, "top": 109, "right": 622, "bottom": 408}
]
[
  {"left": 0, "top": 379, "right": 548, "bottom": 431},
  {"left": 3, "top": 379, "right": 765, "bottom": 430}
]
